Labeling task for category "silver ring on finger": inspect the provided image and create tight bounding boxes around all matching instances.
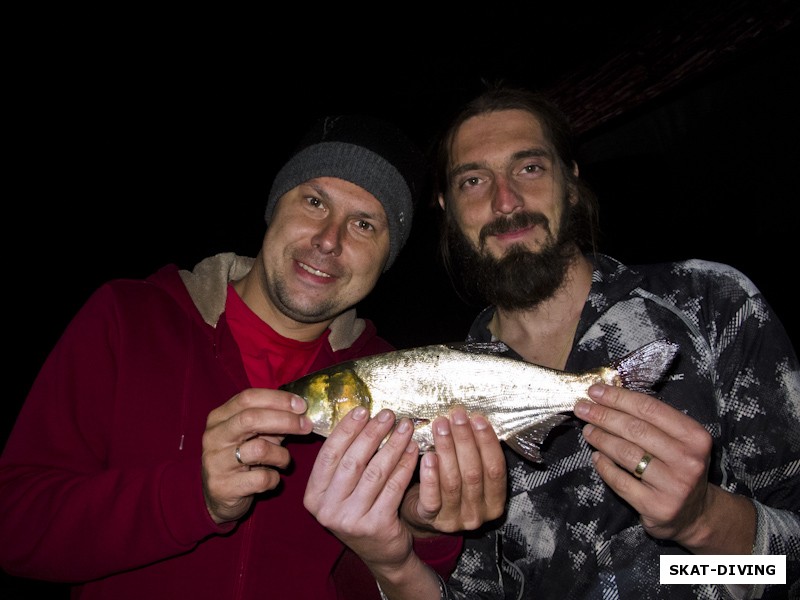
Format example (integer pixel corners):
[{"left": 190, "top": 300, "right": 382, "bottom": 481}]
[{"left": 235, "top": 446, "right": 245, "bottom": 466}]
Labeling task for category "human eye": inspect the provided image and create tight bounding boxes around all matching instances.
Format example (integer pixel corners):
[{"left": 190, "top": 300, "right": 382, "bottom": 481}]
[
  {"left": 457, "top": 175, "right": 483, "bottom": 190},
  {"left": 305, "top": 196, "right": 323, "bottom": 209},
  {"left": 354, "top": 220, "right": 375, "bottom": 232},
  {"left": 520, "top": 163, "right": 544, "bottom": 175}
]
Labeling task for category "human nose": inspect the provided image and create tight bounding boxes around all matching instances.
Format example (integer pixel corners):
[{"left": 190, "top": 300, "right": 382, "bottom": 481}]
[
  {"left": 311, "top": 219, "right": 344, "bottom": 256},
  {"left": 492, "top": 176, "right": 524, "bottom": 215}
]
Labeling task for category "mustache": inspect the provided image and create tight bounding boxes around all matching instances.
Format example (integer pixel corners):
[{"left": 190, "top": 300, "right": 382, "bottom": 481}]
[{"left": 479, "top": 212, "right": 550, "bottom": 246}]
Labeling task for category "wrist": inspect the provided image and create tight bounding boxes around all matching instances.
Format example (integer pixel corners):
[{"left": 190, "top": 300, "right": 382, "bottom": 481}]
[
  {"left": 678, "top": 486, "right": 756, "bottom": 554},
  {"left": 372, "top": 553, "right": 443, "bottom": 600}
]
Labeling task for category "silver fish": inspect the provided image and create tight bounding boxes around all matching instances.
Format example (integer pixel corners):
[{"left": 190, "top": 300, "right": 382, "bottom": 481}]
[{"left": 281, "top": 338, "right": 679, "bottom": 462}]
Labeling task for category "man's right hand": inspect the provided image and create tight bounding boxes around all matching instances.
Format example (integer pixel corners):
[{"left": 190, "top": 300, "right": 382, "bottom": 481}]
[{"left": 201, "top": 389, "right": 311, "bottom": 524}]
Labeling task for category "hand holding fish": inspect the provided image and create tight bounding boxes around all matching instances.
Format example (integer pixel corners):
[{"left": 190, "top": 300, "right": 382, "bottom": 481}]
[
  {"left": 304, "top": 407, "right": 422, "bottom": 572},
  {"left": 305, "top": 407, "right": 472, "bottom": 598},
  {"left": 577, "top": 383, "right": 756, "bottom": 554},
  {"left": 398, "top": 407, "right": 507, "bottom": 535},
  {"left": 202, "top": 389, "right": 312, "bottom": 524},
  {"left": 282, "top": 339, "right": 679, "bottom": 464}
]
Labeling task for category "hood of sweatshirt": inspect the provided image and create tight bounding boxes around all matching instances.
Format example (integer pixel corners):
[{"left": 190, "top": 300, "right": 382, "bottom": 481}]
[{"left": 171, "top": 252, "right": 368, "bottom": 352}]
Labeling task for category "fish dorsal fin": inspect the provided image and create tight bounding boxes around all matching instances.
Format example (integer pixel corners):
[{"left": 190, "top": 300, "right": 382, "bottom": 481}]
[
  {"left": 445, "top": 341, "right": 510, "bottom": 356},
  {"left": 613, "top": 338, "right": 679, "bottom": 393},
  {"left": 505, "top": 414, "right": 571, "bottom": 463}
]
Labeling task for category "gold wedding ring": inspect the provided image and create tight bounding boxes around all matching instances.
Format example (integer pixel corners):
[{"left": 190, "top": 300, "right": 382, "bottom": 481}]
[{"left": 633, "top": 453, "right": 652, "bottom": 479}]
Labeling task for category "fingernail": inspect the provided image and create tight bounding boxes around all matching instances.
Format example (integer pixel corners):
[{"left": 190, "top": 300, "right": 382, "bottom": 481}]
[
  {"left": 291, "top": 395, "right": 307, "bottom": 412},
  {"left": 396, "top": 418, "right": 410, "bottom": 433},
  {"left": 377, "top": 409, "right": 394, "bottom": 422},
  {"left": 574, "top": 401, "right": 590, "bottom": 417},
  {"left": 406, "top": 440, "right": 419, "bottom": 454},
  {"left": 351, "top": 406, "right": 368, "bottom": 420},
  {"left": 471, "top": 415, "right": 489, "bottom": 430},
  {"left": 587, "top": 384, "right": 605, "bottom": 399},
  {"left": 435, "top": 417, "right": 450, "bottom": 436},
  {"left": 452, "top": 407, "right": 468, "bottom": 425}
]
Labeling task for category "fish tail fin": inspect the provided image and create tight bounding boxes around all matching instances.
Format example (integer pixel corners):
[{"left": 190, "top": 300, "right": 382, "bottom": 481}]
[
  {"left": 505, "top": 414, "right": 571, "bottom": 463},
  {"left": 614, "top": 338, "right": 679, "bottom": 393}
]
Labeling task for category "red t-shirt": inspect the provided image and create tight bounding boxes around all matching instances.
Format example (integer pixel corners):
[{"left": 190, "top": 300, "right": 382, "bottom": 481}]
[
  {"left": 225, "top": 284, "right": 461, "bottom": 598},
  {"left": 225, "top": 284, "right": 327, "bottom": 388}
]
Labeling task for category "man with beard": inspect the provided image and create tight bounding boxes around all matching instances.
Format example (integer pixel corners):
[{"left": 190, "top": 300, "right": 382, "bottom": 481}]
[{"left": 302, "top": 87, "right": 799, "bottom": 599}]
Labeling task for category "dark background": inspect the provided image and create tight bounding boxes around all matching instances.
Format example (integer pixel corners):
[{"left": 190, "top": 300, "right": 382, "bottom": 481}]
[{"left": 4, "top": 1, "right": 798, "bottom": 596}]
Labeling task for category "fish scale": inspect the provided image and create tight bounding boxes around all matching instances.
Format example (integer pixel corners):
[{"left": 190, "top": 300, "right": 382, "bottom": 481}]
[{"left": 281, "top": 338, "right": 679, "bottom": 463}]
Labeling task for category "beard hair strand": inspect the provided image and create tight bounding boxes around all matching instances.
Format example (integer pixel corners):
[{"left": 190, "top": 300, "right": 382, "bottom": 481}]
[{"left": 446, "top": 205, "right": 577, "bottom": 311}]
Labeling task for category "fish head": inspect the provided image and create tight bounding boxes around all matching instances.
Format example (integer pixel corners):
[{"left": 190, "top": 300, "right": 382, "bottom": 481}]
[{"left": 282, "top": 367, "right": 373, "bottom": 437}]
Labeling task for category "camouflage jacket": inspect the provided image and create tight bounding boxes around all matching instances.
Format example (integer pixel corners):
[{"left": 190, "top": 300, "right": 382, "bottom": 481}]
[{"left": 444, "top": 254, "right": 800, "bottom": 600}]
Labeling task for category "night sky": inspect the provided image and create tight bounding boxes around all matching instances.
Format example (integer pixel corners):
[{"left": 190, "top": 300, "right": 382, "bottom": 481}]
[{"left": 8, "top": 6, "right": 799, "bottom": 444}]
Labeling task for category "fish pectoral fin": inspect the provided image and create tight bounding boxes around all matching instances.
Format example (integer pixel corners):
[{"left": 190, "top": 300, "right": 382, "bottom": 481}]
[{"left": 505, "top": 414, "right": 571, "bottom": 463}]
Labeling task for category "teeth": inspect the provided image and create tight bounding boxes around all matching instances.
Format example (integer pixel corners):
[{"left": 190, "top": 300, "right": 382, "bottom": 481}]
[{"left": 300, "top": 262, "right": 331, "bottom": 278}]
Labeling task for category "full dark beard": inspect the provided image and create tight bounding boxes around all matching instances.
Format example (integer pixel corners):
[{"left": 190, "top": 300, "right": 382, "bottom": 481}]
[{"left": 446, "top": 210, "right": 577, "bottom": 311}]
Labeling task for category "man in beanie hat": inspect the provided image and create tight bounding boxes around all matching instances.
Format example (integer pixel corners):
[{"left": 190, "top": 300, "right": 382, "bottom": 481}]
[
  {"left": 266, "top": 114, "right": 424, "bottom": 272},
  {"left": 0, "top": 115, "right": 507, "bottom": 600}
]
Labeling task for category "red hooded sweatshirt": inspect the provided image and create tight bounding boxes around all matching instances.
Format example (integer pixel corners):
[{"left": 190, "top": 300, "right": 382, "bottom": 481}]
[{"left": 0, "top": 253, "right": 461, "bottom": 599}]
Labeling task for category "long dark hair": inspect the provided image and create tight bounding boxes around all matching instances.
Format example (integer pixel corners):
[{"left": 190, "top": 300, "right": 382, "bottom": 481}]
[{"left": 432, "top": 85, "right": 601, "bottom": 286}]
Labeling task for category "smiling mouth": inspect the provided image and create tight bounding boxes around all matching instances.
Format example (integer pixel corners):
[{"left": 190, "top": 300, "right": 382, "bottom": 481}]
[
  {"left": 490, "top": 225, "right": 537, "bottom": 246},
  {"left": 298, "top": 262, "right": 332, "bottom": 278},
  {"left": 480, "top": 212, "right": 549, "bottom": 245},
  {"left": 496, "top": 225, "right": 533, "bottom": 237}
]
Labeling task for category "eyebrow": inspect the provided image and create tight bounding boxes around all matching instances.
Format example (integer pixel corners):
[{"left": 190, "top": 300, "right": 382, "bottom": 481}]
[{"left": 354, "top": 209, "right": 388, "bottom": 225}]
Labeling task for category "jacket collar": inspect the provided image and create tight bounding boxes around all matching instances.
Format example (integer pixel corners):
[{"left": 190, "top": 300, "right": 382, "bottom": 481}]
[{"left": 178, "top": 252, "right": 365, "bottom": 351}]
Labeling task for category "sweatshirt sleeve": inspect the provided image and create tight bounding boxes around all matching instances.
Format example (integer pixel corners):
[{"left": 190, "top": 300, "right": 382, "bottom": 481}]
[
  {"left": 413, "top": 535, "right": 464, "bottom": 579},
  {"left": 0, "top": 283, "right": 231, "bottom": 581}
]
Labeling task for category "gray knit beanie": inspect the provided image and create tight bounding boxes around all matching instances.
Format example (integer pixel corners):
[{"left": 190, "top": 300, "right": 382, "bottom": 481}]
[{"left": 266, "top": 115, "right": 425, "bottom": 271}]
